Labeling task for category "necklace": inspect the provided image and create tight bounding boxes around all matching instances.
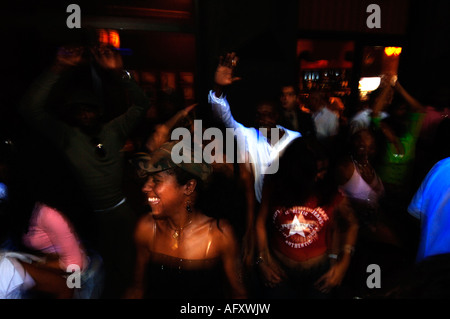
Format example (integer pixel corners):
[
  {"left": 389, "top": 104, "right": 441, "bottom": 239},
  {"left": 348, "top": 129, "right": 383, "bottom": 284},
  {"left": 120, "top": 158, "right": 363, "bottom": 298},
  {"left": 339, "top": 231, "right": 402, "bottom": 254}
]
[
  {"left": 351, "top": 156, "right": 375, "bottom": 181},
  {"left": 167, "top": 218, "right": 193, "bottom": 249},
  {"left": 351, "top": 155, "right": 369, "bottom": 168}
]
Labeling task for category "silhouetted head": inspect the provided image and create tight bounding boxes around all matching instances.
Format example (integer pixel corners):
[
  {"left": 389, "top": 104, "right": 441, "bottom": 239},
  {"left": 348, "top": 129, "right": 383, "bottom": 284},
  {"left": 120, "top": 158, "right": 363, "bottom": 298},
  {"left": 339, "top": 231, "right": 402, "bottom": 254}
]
[
  {"left": 305, "top": 91, "right": 327, "bottom": 113},
  {"left": 255, "top": 100, "right": 280, "bottom": 130},
  {"left": 64, "top": 88, "right": 103, "bottom": 133}
]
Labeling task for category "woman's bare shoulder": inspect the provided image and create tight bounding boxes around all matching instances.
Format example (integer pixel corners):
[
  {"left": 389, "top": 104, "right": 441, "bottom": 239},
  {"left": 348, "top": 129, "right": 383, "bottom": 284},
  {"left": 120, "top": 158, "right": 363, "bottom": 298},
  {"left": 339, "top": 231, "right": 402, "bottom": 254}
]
[
  {"left": 135, "top": 213, "right": 155, "bottom": 242},
  {"left": 209, "top": 218, "right": 237, "bottom": 243}
]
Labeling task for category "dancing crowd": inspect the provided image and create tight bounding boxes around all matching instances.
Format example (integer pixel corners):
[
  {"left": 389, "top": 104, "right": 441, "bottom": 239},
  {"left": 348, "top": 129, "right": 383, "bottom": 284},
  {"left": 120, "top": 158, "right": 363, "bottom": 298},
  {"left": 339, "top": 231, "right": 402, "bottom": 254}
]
[{"left": 1, "top": 45, "right": 449, "bottom": 299}]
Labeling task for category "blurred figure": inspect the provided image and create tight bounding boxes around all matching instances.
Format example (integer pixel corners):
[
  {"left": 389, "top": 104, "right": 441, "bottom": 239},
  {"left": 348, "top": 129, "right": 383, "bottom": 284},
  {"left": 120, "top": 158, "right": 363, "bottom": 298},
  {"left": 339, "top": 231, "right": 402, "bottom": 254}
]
[
  {"left": 335, "top": 128, "right": 409, "bottom": 298},
  {"left": 372, "top": 76, "right": 425, "bottom": 195},
  {"left": 363, "top": 76, "right": 426, "bottom": 271},
  {"left": 305, "top": 91, "right": 339, "bottom": 142},
  {"left": 413, "top": 85, "right": 450, "bottom": 189},
  {"left": 197, "top": 129, "right": 257, "bottom": 277},
  {"left": 279, "top": 84, "right": 316, "bottom": 138},
  {"left": 335, "top": 129, "right": 400, "bottom": 243},
  {"left": 0, "top": 180, "right": 102, "bottom": 299},
  {"left": 348, "top": 90, "right": 389, "bottom": 136},
  {"left": 416, "top": 86, "right": 450, "bottom": 149},
  {"left": 125, "top": 141, "right": 247, "bottom": 299},
  {"left": 145, "top": 103, "right": 197, "bottom": 153},
  {"left": 255, "top": 138, "right": 359, "bottom": 299},
  {"left": 408, "top": 157, "right": 450, "bottom": 263},
  {"left": 380, "top": 159, "right": 450, "bottom": 299},
  {"left": 18, "top": 44, "right": 150, "bottom": 298},
  {"left": 208, "top": 52, "right": 301, "bottom": 203}
]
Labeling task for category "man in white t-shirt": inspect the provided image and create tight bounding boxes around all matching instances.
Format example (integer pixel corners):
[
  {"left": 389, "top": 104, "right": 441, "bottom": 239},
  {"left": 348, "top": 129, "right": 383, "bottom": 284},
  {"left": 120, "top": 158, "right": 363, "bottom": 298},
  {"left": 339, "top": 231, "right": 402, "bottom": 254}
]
[
  {"left": 305, "top": 91, "right": 339, "bottom": 140},
  {"left": 208, "top": 53, "right": 301, "bottom": 203}
]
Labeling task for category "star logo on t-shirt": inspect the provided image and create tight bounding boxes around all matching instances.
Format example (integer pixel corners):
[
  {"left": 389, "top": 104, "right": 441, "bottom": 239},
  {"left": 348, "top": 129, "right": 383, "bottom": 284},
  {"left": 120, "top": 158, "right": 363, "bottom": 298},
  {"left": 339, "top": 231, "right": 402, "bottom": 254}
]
[
  {"left": 282, "top": 214, "right": 312, "bottom": 237},
  {"left": 274, "top": 205, "right": 330, "bottom": 248}
]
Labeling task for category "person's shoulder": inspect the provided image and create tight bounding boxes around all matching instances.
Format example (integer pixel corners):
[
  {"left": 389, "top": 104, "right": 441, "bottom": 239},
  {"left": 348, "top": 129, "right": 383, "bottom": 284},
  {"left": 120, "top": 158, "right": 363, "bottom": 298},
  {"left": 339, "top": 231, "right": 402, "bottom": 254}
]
[
  {"left": 134, "top": 213, "right": 155, "bottom": 240},
  {"left": 325, "top": 106, "right": 339, "bottom": 119},
  {"left": 425, "top": 157, "right": 450, "bottom": 184},
  {"left": 207, "top": 217, "right": 235, "bottom": 240}
]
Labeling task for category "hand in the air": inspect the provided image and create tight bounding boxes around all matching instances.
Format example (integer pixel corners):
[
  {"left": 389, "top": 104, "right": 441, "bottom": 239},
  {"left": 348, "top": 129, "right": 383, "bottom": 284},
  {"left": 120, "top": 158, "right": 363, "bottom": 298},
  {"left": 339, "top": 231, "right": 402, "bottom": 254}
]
[
  {"left": 91, "top": 44, "right": 123, "bottom": 71},
  {"left": 52, "top": 45, "right": 85, "bottom": 72},
  {"left": 214, "top": 52, "right": 241, "bottom": 87}
]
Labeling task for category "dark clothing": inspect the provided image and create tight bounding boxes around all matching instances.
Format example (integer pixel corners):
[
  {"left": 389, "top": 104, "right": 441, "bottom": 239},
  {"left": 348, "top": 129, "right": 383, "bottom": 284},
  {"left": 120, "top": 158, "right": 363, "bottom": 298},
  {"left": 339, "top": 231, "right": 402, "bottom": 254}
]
[
  {"left": 93, "top": 202, "right": 137, "bottom": 298},
  {"left": 258, "top": 257, "right": 331, "bottom": 299},
  {"left": 19, "top": 70, "right": 150, "bottom": 210},
  {"left": 144, "top": 252, "right": 225, "bottom": 299},
  {"left": 19, "top": 69, "right": 150, "bottom": 298},
  {"left": 280, "top": 108, "right": 316, "bottom": 138}
]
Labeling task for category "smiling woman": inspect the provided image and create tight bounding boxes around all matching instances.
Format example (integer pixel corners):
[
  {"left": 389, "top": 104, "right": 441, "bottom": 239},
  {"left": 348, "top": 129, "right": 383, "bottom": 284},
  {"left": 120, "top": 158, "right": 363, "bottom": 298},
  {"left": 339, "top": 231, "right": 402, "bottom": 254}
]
[{"left": 125, "top": 141, "right": 247, "bottom": 299}]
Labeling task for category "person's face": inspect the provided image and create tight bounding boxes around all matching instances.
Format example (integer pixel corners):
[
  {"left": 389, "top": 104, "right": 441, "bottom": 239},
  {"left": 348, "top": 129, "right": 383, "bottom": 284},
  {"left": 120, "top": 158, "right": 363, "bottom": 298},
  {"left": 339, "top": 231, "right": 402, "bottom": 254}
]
[
  {"left": 280, "top": 86, "right": 298, "bottom": 110},
  {"left": 255, "top": 104, "right": 278, "bottom": 129},
  {"left": 353, "top": 131, "right": 376, "bottom": 160},
  {"left": 142, "top": 170, "right": 186, "bottom": 217},
  {"left": 74, "top": 106, "right": 100, "bottom": 128}
]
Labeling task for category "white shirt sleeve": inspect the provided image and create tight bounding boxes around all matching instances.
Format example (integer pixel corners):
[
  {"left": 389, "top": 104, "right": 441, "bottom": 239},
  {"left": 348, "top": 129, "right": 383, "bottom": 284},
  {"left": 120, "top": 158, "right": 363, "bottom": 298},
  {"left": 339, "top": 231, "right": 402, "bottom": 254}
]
[{"left": 208, "top": 90, "right": 247, "bottom": 131}]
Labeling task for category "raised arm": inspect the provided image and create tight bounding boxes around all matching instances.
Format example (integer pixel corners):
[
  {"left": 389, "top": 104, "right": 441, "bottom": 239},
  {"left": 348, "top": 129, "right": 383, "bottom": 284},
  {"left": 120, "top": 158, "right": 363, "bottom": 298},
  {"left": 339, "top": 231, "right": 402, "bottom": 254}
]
[
  {"left": 146, "top": 103, "right": 197, "bottom": 152},
  {"left": 93, "top": 44, "right": 151, "bottom": 139},
  {"left": 18, "top": 46, "right": 85, "bottom": 147},
  {"left": 393, "top": 78, "right": 425, "bottom": 113},
  {"left": 213, "top": 52, "right": 241, "bottom": 97},
  {"left": 38, "top": 205, "right": 87, "bottom": 272},
  {"left": 372, "top": 77, "right": 395, "bottom": 118},
  {"left": 208, "top": 53, "right": 245, "bottom": 131}
]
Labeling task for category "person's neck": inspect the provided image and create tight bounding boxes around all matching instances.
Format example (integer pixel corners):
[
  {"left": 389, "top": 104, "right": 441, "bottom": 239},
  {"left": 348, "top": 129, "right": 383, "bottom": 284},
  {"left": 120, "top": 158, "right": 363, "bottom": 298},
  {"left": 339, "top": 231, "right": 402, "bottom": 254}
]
[
  {"left": 352, "top": 154, "right": 370, "bottom": 166},
  {"left": 283, "top": 106, "right": 296, "bottom": 113},
  {"left": 168, "top": 210, "right": 195, "bottom": 230},
  {"left": 313, "top": 105, "right": 324, "bottom": 114}
]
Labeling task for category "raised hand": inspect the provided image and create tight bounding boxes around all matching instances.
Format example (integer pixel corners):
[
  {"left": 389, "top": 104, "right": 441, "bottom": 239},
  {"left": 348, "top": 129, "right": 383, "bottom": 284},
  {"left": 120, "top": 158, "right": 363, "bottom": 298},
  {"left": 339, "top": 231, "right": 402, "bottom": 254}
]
[
  {"left": 91, "top": 44, "right": 123, "bottom": 71},
  {"left": 52, "top": 45, "right": 85, "bottom": 73},
  {"left": 214, "top": 52, "right": 241, "bottom": 87}
]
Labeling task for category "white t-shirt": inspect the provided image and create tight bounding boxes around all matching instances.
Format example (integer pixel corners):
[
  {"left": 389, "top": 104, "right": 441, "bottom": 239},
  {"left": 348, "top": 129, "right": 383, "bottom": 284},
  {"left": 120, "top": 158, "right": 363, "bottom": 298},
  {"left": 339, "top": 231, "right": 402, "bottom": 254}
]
[
  {"left": 311, "top": 106, "right": 339, "bottom": 140},
  {"left": 209, "top": 91, "right": 301, "bottom": 202}
]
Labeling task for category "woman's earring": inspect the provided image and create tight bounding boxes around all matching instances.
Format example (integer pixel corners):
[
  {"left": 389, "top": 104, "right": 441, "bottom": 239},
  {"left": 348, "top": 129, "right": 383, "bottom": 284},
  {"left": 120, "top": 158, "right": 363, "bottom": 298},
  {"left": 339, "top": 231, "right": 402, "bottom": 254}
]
[{"left": 186, "top": 200, "right": 192, "bottom": 213}]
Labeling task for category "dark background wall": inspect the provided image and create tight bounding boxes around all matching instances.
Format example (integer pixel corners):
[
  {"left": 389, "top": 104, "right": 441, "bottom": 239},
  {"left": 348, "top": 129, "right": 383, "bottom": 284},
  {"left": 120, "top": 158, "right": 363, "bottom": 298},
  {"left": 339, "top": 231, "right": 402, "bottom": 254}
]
[
  {"left": 399, "top": 1, "right": 450, "bottom": 106},
  {"left": 196, "top": 0, "right": 299, "bottom": 126},
  {"left": 0, "top": 0, "right": 449, "bottom": 133}
]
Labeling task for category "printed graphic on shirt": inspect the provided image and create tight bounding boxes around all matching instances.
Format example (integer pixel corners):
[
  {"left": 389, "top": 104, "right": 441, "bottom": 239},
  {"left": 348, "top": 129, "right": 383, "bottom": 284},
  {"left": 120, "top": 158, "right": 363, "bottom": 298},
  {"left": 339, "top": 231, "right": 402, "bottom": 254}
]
[{"left": 273, "top": 206, "right": 329, "bottom": 249}]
